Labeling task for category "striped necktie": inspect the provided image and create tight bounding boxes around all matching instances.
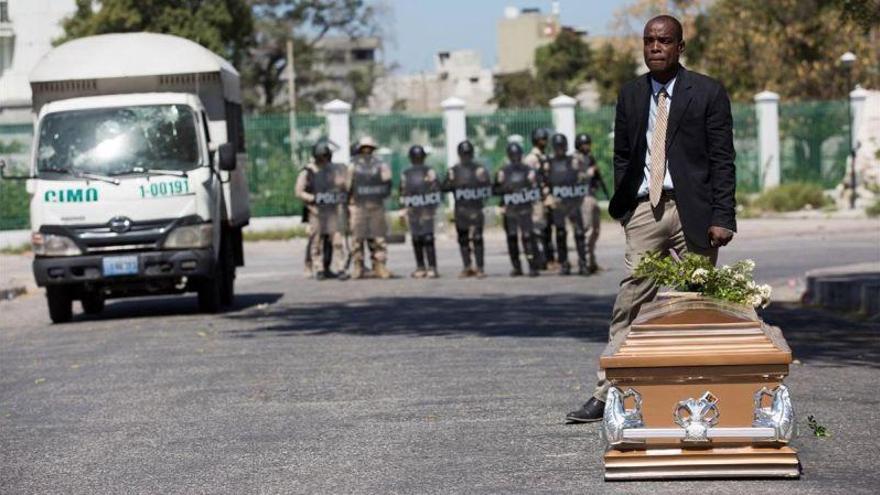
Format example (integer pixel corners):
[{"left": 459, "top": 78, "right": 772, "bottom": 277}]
[{"left": 649, "top": 88, "right": 669, "bottom": 207}]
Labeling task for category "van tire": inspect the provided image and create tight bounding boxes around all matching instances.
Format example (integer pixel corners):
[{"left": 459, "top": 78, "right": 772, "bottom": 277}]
[
  {"left": 47, "top": 286, "right": 73, "bottom": 324},
  {"left": 197, "top": 274, "right": 222, "bottom": 313},
  {"left": 81, "top": 294, "right": 105, "bottom": 315},
  {"left": 220, "top": 230, "right": 236, "bottom": 307}
]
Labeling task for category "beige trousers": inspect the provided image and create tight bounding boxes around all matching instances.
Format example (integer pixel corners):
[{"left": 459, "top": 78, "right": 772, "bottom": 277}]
[
  {"left": 309, "top": 230, "right": 346, "bottom": 275},
  {"left": 582, "top": 195, "right": 601, "bottom": 267},
  {"left": 592, "top": 198, "right": 718, "bottom": 401}
]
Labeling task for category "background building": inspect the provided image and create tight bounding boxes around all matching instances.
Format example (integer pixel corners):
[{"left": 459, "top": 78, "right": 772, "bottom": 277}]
[
  {"left": 495, "top": 4, "right": 560, "bottom": 74},
  {"left": 307, "top": 35, "right": 384, "bottom": 107},
  {"left": 0, "top": 0, "right": 76, "bottom": 125},
  {"left": 369, "top": 49, "right": 495, "bottom": 113}
]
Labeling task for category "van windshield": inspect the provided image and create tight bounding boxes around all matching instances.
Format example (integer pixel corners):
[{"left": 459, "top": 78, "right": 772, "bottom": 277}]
[{"left": 37, "top": 104, "right": 201, "bottom": 177}]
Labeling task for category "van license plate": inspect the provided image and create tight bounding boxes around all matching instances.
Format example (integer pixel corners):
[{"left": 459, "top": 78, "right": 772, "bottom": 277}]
[{"left": 103, "top": 255, "right": 139, "bottom": 276}]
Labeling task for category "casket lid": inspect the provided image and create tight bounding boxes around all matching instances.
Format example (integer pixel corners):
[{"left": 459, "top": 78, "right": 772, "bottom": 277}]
[{"left": 600, "top": 296, "right": 792, "bottom": 369}]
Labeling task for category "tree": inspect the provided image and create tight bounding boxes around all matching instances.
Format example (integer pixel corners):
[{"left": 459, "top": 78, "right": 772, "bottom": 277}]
[
  {"left": 686, "top": 0, "right": 880, "bottom": 101},
  {"left": 591, "top": 43, "right": 640, "bottom": 105},
  {"left": 245, "top": 0, "right": 386, "bottom": 111},
  {"left": 490, "top": 71, "right": 541, "bottom": 108},
  {"left": 58, "top": 0, "right": 254, "bottom": 68},
  {"left": 534, "top": 29, "right": 594, "bottom": 99},
  {"left": 492, "top": 29, "right": 596, "bottom": 108}
]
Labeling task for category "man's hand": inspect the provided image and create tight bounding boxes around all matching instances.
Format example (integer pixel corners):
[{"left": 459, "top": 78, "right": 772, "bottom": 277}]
[{"left": 708, "top": 226, "right": 734, "bottom": 248}]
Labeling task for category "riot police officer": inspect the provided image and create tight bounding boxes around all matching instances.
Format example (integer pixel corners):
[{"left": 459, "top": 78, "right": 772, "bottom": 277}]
[
  {"left": 347, "top": 136, "right": 394, "bottom": 279},
  {"left": 399, "top": 145, "right": 441, "bottom": 278},
  {"left": 575, "top": 133, "right": 608, "bottom": 273},
  {"left": 443, "top": 140, "right": 491, "bottom": 278},
  {"left": 544, "top": 133, "right": 590, "bottom": 275},
  {"left": 295, "top": 142, "right": 349, "bottom": 280},
  {"left": 495, "top": 142, "right": 541, "bottom": 277},
  {"left": 523, "top": 128, "right": 552, "bottom": 269}
]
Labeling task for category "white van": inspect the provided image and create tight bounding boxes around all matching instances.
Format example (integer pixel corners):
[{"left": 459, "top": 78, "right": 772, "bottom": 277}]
[{"left": 0, "top": 33, "right": 250, "bottom": 323}]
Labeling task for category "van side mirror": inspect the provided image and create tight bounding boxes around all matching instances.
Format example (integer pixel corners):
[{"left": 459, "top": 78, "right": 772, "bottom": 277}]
[
  {"left": 217, "top": 143, "right": 236, "bottom": 171},
  {"left": 0, "top": 159, "right": 33, "bottom": 180}
]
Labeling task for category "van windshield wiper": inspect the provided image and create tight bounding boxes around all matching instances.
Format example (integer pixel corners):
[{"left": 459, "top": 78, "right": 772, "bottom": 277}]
[
  {"left": 114, "top": 166, "right": 188, "bottom": 178},
  {"left": 40, "top": 166, "right": 120, "bottom": 185}
]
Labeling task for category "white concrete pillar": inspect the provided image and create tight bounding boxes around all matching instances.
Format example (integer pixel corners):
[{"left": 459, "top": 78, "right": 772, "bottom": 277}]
[
  {"left": 550, "top": 94, "right": 577, "bottom": 154},
  {"left": 754, "top": 91, "right": 781, "bottom": 189},
  {"left": 442, "top": 97, "right": 467, "bottom": 170},
  {"left": 850, "top": 85, "right": 868, "bottom": 151},
  {"left": 323, "top": 99, "right": 352, "bottom": 164}
]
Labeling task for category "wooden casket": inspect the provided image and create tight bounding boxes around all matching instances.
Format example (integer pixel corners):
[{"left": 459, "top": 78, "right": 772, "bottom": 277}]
[{"left": 600, "top": 295, "right": 800, "bottom": 480}]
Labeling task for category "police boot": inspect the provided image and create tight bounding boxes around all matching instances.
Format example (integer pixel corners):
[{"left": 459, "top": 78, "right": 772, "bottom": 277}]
[
  {"left": 575, "top": 236, "right": 589, "bottom": 276},
  {"left": 352, "top": 261, "right": 366, "bottom": 280},
  {"left": 374, "top": 261, "right": 393, "bottom": 279},
  {"left": 560, "top": 261, "right": 572, "bottom": 276},
  {"left": 588, "top": 252, "right": 599, "bottom": 274},
  {"left": 509, "top": 257, "right": 523, "bottom": 277}
]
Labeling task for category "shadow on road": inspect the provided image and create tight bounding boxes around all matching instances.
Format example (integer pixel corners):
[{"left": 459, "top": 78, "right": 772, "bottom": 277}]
[
  {"left": 761, "top": 303, "right": 880, "bottom": 369},
  {"left": 223, "top": 295, "right": 879, "bottom": 369},
  {"left": 225, "top": 293, "right": 617, "bottom": 341},
  {"left": 72, "top": 292, "right": 284, "bottom": 322}
]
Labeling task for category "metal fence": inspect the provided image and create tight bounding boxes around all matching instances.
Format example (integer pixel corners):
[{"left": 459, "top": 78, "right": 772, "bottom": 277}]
[
  {"left": 779, "top": 100, "right": 850, "bottom": 188},
  {"left": 0, "top": 124, "right": 34, "bottom": 230},
  {"left": 244, "top": 112, "right": 325, "bottom": 217},
  {"left": 0, "top": 100, "right": 854, "bottom": 230}
]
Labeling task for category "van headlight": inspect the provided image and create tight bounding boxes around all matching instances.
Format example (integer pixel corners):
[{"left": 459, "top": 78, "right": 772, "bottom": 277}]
[
  {"left": 32, "top": 232, "right": 82, "bottom": 256},
  {"left": 162, "top": 224, "right": 213, "bottom": 249}
]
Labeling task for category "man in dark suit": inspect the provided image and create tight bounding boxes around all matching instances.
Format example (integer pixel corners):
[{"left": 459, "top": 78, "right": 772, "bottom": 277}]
[{"left": 566, "top": 14, "right": 737, "bottom": 423}]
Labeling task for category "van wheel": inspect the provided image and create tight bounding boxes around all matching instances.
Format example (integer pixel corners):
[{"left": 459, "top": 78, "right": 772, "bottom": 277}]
[
  {"left": 197, "top": 274, "right": 222, "bottom": 313},
  {"left": 81, "top": 294, "right": 105, "bottom": 315},
  {"left": 47, "top": 286, "right": 73, "bottom": 324},
  {"left": 220, "top": 232, "right": 236, "bottom": 307}
]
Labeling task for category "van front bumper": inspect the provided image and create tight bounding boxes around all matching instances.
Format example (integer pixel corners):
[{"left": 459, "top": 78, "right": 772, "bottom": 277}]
[{"left": 33, "top": 249, "right": 215, "bottom": 287}]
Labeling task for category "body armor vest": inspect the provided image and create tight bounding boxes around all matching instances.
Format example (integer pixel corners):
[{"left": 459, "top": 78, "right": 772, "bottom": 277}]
[
  {"left": 351, "top": 156, "right": 390, "bottom": 203},
  {"left": 451, "top": 163, "right": 492, "bottom": 208},
  {"left": 548, "top": 156, "right": 588, "bottom": 200},
  {"left": 499, "top": 162, "right": 540, "bottom": 208},
  {"left": 401, "top": 166, "right": 442, "bottom": 208},
  {"left": 311, "top": 163, "right": 347, "bottom": 205}
]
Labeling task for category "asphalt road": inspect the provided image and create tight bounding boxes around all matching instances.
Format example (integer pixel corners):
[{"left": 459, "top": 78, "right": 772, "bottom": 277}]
[{"left": 1, "top": 219, "right": 879, "bottom": 494}]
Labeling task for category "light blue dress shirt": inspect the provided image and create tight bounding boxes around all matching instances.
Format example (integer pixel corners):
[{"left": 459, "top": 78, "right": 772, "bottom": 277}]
[{"left": 637, "top": 75, "right": 678, "bottom": 198}]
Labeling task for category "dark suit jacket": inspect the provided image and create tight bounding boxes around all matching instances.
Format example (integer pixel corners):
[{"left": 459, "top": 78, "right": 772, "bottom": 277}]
[{"left": 608, "top": 66, "right": 737, "bottom": 249}]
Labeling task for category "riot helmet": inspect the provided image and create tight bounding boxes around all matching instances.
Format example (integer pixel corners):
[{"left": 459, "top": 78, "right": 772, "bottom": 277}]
[
  {"left": 312, "top": 141, "right": 332, "bottom": 161},
  {"left": 408, "top": 145, "right": 427, "bottom": 164},
  {"left": 551, "top": 133, "right": 568, "bottom": 155},
  {"left": 457, "top": 140, "right": 475, "bottom": 158},
  {"left": 575, "top": 133, "right": 592, "bottom": 153},
  {"left": 531, "top": 127, "right": 550, "bottom": 146},
  {"left": 506, "top": 142, "right": 524, "bottom": 162}
]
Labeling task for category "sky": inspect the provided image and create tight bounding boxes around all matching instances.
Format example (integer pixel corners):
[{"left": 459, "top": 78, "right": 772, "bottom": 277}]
[{"left": 384, "top": 0, "right": 629, "bottom": 74}]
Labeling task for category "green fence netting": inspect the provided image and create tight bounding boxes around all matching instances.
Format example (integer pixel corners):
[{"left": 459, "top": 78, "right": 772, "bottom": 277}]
[
  {"left": 575, "top": 106, "right": 615, "bottom": 198},
  {"left": 0, "top": 101, "right": 854, "bottom": 230},
  {"left": 731, "top": 102, "right": 761, "bottom": 193},
  {"left": 244, "top": 112, "right": 325, "bottom": 217},
  {"left": 779, "top": 100, "right": 849, "bottom": 188},
  {"left": 0, "top": 125, "right": 33, "bottom": 231}
]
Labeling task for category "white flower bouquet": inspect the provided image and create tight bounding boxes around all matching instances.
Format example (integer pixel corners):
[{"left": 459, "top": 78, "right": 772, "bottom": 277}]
[{"left": 634, "top": 250, "right": 772, "bottom": 308}]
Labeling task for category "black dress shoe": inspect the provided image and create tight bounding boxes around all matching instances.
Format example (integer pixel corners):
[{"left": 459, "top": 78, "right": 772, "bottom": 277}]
[{"left": 565, "top": 397, "right": 605, "bottom": 423}]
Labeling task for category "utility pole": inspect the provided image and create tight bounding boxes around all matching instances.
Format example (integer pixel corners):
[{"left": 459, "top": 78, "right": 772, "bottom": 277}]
[{"left": 287, "top": 39, "right": 298, "bottom": 163}]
